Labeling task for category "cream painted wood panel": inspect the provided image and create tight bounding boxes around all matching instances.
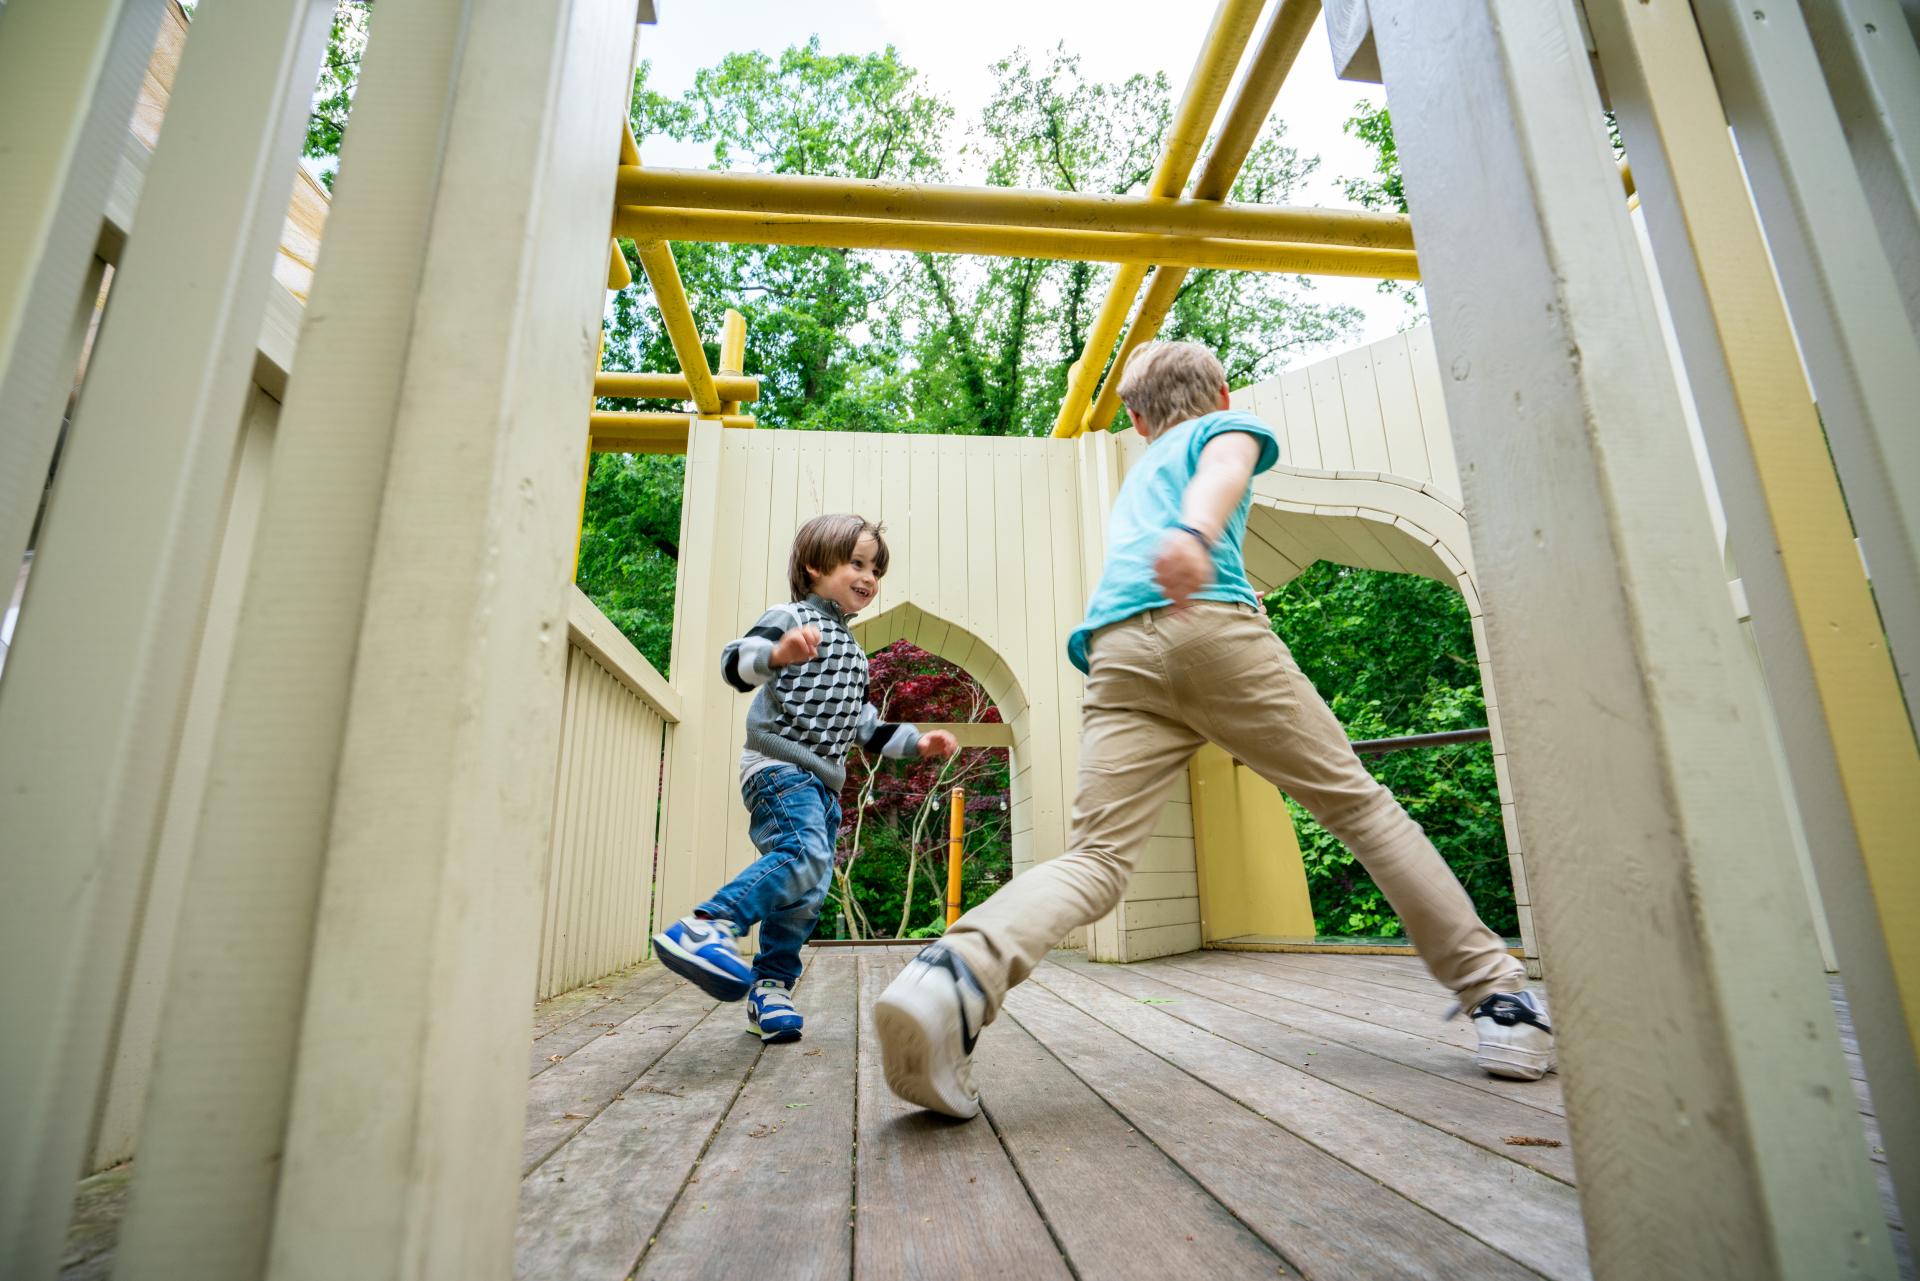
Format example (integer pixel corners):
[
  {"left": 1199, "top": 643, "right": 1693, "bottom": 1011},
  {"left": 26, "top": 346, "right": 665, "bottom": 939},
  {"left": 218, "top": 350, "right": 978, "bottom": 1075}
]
[{"left": 537, "top": 639, "right": 669, "bottom": 1000}]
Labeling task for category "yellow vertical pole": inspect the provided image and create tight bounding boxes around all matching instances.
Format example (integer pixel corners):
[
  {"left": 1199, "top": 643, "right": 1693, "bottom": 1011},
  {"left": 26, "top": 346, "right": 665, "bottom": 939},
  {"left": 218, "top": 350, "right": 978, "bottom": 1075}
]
[
  {"left": 945, "top": 786, "right": 966, "bottom": 927},
  {"left": 574, "top": 328, "right": 605, "bottom": 580},
  {"left": 716, "top": 307, "right": 746, "bottom": 419}
]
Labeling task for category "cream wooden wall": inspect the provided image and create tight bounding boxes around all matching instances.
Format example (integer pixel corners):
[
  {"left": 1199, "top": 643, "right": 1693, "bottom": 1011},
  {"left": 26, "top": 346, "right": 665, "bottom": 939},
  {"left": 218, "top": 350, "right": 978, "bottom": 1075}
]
[{"left": 536, "top": 589, "right": 679, "bottom": 1000}]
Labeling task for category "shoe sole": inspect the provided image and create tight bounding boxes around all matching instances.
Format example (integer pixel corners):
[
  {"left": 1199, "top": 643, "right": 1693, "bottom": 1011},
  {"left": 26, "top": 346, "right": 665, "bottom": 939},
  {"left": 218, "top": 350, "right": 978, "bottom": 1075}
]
[
  {"left": 748, "top": 1019, "right": 803, "bottom": 1045},
  {"left": 652, "top": 931, "right": 752, "bottom": 1002},
  {"left": 873, "top": 992, "right": 980, "bottom": 1120},
  {"left": 1475, "top": 1045, "right": 1555, "bottom": 1081}
]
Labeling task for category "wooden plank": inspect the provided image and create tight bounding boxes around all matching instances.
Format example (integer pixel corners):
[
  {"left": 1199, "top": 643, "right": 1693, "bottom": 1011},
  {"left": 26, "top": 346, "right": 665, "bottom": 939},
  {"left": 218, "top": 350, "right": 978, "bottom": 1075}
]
[
  {"left": 974, "top": 1005, "right": 1291, "bottom": 1277},
  {"left": 1254, "top": 951, "right": 1463, "bottom": 1012},
  {"left": 62, "top": 1162, "right": 132, "bottom": 1280},
  {"left": 1373, "top": 333, "right": 1436, "bottom": 483},
  {"left": 1149, "top": 952, "right": 1564, "bottom": 1113},
  {"left": 1278, "top": 368, "right": 1322, "bottom": 469},
  {"left": 1002, "top": 978, "right": 1544, "bottom": 1280},
  {"left": 1337, "top": 346, "right": 1393, "bottom": 472},
  {"left": 1307, "top": 359, "right": 1355, "bottom": 471},
  {"left": 531, "top": 960, "right": 672, "bottom": 1042},
  {"left": 635, "top": 955, "right": 854, "bottom": 1278},
  {"left": 0, "top": 0, "right": 336, "bottom": 1270},
  {"left": 1019, "top": 449, "right": 1065, "bottom": 869},
  {"left": 513, "top": 1003, "right": 761, "bottom": 1281},
  {"left": 0, "top": 0, "right": 167, "bottom": 587},
  {"left": 1054, "top": 953, "right": 1575, "bottom": 1182},
  {"left": 1403, "top": 326, "right": 1460, "bottom": 495},
  {"left": 1191, "top": 951, "right": 1477, "bottom": 1048},
  {"left": 529, "top": 965, "right": 680, "bottom": 1077},
  {"left": 1120, "top": 921, "right": 1202, "bottom": 959},
  {"left": 964, "top": 439, "right": 999, "bottom": 672},
  {"left": 853, "top": 954, "right": 1070, "bottom": 1280},
  {"left": 1028, "top": 963, "right": 1588, "bottom": 1281},
  {"left": 522, "top": 984, "right": 719, "bottom": 1175},
  {"left": 909, "top": 436, "right": 950, "bottom": 656},
  {"left": 1349, "top": 8, "right": 1895, "bottom": 1269}
]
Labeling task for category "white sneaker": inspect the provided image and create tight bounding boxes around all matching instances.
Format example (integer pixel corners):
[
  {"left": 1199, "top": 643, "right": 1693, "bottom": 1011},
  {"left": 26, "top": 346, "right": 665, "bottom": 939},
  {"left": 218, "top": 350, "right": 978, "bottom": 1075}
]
[
  {"left": 873, "top": 943, "right": 987, "bottom": 1119},
  {"left": 1470, "top": 990, "right": 1556, "bottom": 1080}
]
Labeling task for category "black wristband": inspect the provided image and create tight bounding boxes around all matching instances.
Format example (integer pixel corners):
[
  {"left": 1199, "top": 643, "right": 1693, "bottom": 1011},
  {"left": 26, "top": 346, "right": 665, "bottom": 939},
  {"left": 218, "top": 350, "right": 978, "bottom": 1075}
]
[{"left": 1174, "top": 522, "right": 1213, "bottom": 551}]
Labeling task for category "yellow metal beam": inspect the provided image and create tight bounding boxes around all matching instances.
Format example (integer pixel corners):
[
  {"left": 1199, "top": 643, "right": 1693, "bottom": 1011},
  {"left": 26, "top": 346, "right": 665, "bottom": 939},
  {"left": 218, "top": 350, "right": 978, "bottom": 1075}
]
[
  {"left": 631, "top": 238, "right": 722, "bottom": 414},
  {"left": 1052, "top": 0, "right": 1269, "bottom": 437},
  {"left": 589, "top": 410, "right": 754, "bottom": 457},
  {"left": 613, "top": 166, "right": 1415, "bottom": 252},
  {"left": 611, "top": 207, "right": 1420, "bottom": 279},
  {"left": 1084, "top": 0, "right": 1322, "bottom": 434},
  {"left": 594, "top": 370, "right": 759, "bottom": 401},
  {"left": 716, "top": 307, "right": 747, "bottom": 417},
  {"left": 606, "top": 239, "right": 632, "bottom": 290}
]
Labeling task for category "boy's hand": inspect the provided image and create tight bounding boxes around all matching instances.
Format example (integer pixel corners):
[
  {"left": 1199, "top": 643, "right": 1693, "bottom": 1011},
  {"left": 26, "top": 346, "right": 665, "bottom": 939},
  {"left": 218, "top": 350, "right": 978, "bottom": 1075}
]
[
  {"left": 770, "top": 625, "right": 822, "bottom": 668},
  {"left": 917, "top": 731, "right": 958, "bottom": 759},
  {"left": 1154, "top": 530, "right": 1214, "bottom": 608}
]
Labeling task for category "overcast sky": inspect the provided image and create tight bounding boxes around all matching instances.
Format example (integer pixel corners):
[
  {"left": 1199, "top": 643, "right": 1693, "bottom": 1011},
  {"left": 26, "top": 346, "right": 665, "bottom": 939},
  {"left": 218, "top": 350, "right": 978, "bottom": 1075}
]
[{"left": 636, "top": 3, "right": 1419, "bottom": 357}]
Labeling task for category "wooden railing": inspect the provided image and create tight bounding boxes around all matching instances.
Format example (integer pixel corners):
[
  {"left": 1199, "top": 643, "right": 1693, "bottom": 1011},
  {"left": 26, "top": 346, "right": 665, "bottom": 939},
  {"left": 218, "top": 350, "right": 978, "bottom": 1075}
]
[{"left": 537, "top": 588, "right": 681, "bottom": 999}]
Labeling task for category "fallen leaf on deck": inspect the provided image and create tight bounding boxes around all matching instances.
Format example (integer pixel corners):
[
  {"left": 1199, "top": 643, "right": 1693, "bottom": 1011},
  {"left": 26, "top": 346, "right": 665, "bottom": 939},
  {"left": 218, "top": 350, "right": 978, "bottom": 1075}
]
[
  {"left": 1137, "top": 998, "right": 1176, "bottom": 1005},
  {"left": 562, "top": 1113, "right": 588, "bottom": 1120},
  {"left": 547, "top": 1054, "right": 565, "bottom": 1062},
  {"left": 786, "top": 1102, "right": 809, "bottom": 1109},
  {"left": 1503, "top": 1135, "right": 1562, "bottom": 1147}
]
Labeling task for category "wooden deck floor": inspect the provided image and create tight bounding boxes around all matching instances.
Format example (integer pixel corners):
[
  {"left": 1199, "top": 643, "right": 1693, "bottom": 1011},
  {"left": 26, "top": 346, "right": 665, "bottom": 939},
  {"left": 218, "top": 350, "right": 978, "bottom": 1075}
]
[
  {"left": 517, "top": 946, "right": 1587, "bottom": 1281},
  {"left": 62, "top": 948, "right": 1909, "bottom": 1280}
]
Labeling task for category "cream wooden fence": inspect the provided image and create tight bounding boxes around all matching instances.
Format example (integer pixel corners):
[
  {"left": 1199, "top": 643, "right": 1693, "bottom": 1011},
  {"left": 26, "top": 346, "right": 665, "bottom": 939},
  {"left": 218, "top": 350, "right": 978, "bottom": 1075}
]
[{"left": 537, "top": 589, "right": 680, "bottom": 999}]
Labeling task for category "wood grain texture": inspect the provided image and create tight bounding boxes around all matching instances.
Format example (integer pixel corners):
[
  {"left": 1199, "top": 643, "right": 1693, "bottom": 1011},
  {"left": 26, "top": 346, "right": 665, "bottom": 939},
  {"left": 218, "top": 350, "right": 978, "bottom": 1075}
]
[
  {"left": 1000, "top": 978, "right": 1544, "bottom": 1280},
  {"left": 514, "top": 1003, "right": 761, "bottom": 1281},
  {"left": 1027, "top": 963, "right": 1587, "bottom": 1280},
  {"left": 635, "top": 955, "right": 854, "bottom": 1277},
  {"left": 853, "top": 954, "right": 1071, "bottom": 1281}
]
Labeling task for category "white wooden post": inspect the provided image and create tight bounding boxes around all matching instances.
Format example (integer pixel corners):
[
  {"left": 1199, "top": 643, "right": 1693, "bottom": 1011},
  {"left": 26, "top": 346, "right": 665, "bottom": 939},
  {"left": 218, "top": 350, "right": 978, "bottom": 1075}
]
[
  {"left": 1687, "top": 0, "right": 1920, "bottom": 727},
  {"left": 1799, "top": 0, "right": 1920, "bottom": 333},
  {"left": 1360, "top": 1, "right": 1896, "bottom": 1275},
  {"left": 0, "top": 1, "right": 332, "bottom": 1276},
  {"left": 161, "top": 0, "right": 625, "bottom": 1275},
  {"left": 0, "top": 0, "right": 165, "bottom": 583},
  {"left": 1587, "top": 0, "right": 1920, "bottom": 1247}
]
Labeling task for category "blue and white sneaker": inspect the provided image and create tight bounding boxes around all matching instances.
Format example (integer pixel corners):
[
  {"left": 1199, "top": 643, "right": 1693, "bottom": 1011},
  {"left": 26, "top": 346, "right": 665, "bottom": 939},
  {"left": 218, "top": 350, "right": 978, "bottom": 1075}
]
[
  {"left": 747, "top": 980, "right": 804, "bottom": 1043},
  {"left": 652, "top": 915, "right": 753, "bottom": 1002},
  {"left": 873, "top": 942, "right": 987, "bottom": 1119},
  {"left": 1470, "top": 989, "right": 1556, "bottom": 1080}
]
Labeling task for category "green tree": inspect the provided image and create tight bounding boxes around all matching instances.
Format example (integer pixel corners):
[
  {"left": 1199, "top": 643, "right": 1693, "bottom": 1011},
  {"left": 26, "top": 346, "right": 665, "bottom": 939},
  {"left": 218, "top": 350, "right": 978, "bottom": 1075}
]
[{"left": 1266, "top": 562, "right": 1513, "bottom": 937}]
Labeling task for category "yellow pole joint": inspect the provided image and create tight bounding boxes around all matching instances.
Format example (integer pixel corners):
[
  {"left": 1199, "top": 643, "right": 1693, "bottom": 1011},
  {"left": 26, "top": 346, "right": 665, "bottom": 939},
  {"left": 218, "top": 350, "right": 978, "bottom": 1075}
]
[
  {"left": 946, "top": 786, "right": 966, "bottom": 927},
  {"left": 717, "top": 308, "right": 748, "bottom": 418}
]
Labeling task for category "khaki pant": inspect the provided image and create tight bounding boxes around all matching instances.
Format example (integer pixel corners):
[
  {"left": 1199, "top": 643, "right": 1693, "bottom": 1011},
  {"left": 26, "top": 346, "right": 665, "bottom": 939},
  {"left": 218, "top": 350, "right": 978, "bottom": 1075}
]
[{"left": 944, "top": 601, "right": 1525, "bottom": 1022}]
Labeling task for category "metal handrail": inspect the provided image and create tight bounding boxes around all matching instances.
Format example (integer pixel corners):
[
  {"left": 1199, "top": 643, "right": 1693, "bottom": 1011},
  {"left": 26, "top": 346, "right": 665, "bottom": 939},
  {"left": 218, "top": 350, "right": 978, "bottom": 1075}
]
[{"left": 1349, "top": 726, "right": 1492, "bottom": 756}]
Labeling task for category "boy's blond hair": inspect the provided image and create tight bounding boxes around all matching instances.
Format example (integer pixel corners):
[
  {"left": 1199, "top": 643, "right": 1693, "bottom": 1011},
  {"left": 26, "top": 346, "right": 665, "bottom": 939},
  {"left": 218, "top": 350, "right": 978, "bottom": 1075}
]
[
  {"left": 788, "top": 513, "right": 889, "bottom": 601},
  {"left": 1114, "top": 341, "right": 1228, "bottom": 437}
]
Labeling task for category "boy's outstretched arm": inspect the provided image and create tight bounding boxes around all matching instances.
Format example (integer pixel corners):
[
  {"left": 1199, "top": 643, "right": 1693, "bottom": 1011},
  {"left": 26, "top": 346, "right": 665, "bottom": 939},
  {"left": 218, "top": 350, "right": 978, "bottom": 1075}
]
[
  {"left": 1156, "top": 431, "right": 1263, "bottom": 607},
  {"left": 854, "top": 704, "right": 957, "bottom": 760},
  {"left": 720, "top": 605, "right": 822, "bottom": 692}
]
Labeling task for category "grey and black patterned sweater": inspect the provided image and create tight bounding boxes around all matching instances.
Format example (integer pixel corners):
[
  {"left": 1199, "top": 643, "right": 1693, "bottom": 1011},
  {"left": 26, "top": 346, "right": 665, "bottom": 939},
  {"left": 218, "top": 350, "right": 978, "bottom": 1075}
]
[{"left": 721, "top": 594, "right": 921, "bottom": 790}]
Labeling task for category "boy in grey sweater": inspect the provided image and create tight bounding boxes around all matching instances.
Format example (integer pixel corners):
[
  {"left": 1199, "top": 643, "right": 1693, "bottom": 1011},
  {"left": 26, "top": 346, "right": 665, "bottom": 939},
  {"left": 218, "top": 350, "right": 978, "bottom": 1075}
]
[{"left": 653, "top": 514, "right": 956, "bottom": 1042}]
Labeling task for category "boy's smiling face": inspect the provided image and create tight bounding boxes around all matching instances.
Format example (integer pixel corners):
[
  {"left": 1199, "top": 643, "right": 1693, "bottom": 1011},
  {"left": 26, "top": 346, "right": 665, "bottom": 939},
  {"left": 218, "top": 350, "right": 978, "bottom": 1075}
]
[{"left": 809, "top": 532, "right": 881, "bottom": 615}]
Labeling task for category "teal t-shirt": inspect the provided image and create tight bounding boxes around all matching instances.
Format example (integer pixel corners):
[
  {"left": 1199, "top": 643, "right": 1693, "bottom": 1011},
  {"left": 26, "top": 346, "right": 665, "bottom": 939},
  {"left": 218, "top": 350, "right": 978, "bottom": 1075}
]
[{"left": 1066, "top": 409, "right": 1281, "bottom": 674}]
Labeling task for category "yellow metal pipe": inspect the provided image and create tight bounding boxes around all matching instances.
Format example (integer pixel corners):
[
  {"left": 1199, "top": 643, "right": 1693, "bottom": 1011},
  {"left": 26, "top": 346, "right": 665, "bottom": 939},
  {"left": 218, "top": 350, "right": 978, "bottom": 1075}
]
[
  {"left": 1052, "top": 0, "right": 1267, "bottom": 436},
  {"left": 1085, "top": 0, "right": 1323, "bottom": 434},
  {"left": 589, "top": 410, "right": 754, "bottom": 459},
  {"left": 612, "top": 208, "right": 1420, "bottom": 279},
  {"left": 593, "top": 370, "right": 759, "bottom": 401},
  {"left": 717, "top": 307, "right": 748, "bottom": 417},
  {"left": 619, "top": 121, "right": 640, "bottom": 167},
  {"left": 614, "top": 166, "right": 1415, "bottom": 252},
  {"left": 607, "top": 239, "right": 632, "bottom": 291},
  {"left": 632, "top": 239, "right": 722, "bottom": 413},
  {"left": 946, "top": 786, "right": 966, "bottom": 927}
]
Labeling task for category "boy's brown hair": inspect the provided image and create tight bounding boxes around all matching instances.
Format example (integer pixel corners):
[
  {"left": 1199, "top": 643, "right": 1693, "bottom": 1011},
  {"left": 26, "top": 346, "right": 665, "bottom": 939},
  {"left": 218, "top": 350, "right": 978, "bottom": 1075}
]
[
  {"left": 788, "top": 513, "right": 890, "bottom": 601},
  {"left": 1114, "top": 340, "right": 1228, "bottom": 437}
]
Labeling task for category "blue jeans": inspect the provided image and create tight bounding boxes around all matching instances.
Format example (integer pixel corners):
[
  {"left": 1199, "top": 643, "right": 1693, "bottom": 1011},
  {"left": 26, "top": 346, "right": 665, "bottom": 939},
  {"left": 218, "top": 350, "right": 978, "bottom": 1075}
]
[{"left": 697, "top": 763, "right": 842, "bottom": 986}]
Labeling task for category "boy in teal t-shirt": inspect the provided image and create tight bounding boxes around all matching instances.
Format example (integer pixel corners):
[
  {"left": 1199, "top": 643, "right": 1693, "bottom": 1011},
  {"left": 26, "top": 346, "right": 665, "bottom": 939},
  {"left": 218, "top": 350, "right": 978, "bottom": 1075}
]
[{"left": 876, "top": 341, "right": 1551, "bottom": 1121}]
